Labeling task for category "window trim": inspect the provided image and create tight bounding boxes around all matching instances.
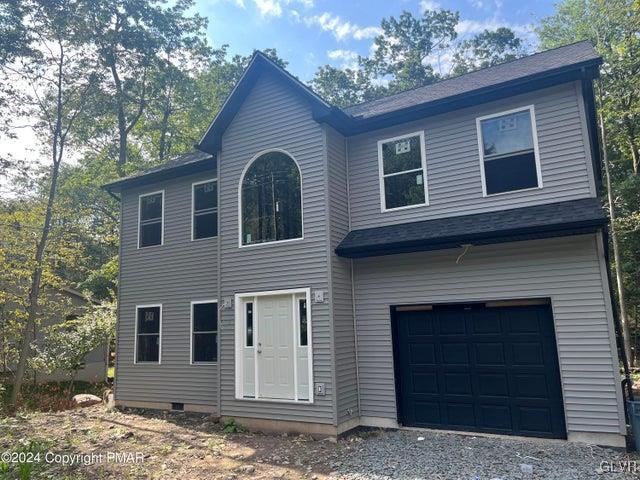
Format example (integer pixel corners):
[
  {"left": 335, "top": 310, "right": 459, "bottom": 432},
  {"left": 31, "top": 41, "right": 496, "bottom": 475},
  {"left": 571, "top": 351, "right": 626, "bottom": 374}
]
[
  {"left": 377, "top": 131, "right": 429, "bottom": 213},
  {"left": 137, "top": 190, "right": 165, "bottom": 249},
  {"left": 234, "top": 287, "right": 313, "bottom": 404},
  {"left": 237, "top": 148, "right": 304, "bottom": 249},
  {"left": 476, "top": 105, "right": 543, "bottom": 197},
  {"left": 134, "top": 304, "right": 162, "bottom": 365},
  {"left": 191, "top": 178, "right": 218, "bottom": 241},
  {"left": 190, "top": 299, "right": 218, "bottom": 365}
]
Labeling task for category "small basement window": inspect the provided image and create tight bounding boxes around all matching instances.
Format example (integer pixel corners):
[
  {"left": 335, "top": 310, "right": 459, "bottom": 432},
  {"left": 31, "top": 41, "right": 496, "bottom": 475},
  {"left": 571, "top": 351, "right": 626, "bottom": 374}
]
[
  {"left": 136, "top": 305, "right": 161, "bottom": 363},
  {"left": 138, "top": 191, "right": 163, "bottom": 247},
  {"left": 192, "top": 179, "right": 218, "bottom": 240},
  {"left": 378, "top": 132, "right": 428, "bottom": 211},
  {"left": 192, "top": 301, "right": 218, "bottom": 363},
  {"left": 477, "top": 106, "right": 542, "bottom": 196}
]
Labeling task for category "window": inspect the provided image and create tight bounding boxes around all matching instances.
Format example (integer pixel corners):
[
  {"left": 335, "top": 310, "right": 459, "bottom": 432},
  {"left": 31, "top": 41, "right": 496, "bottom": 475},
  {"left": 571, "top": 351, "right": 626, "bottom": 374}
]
[
  {"left": 136, "top": 305, "right": 161, "bottom": 363},
  {"left": 138, "top": 191, "right": 163, "bottom": 247},
  {"left": 191, "top": 301, "right": 218, "bottom": 363},
  {"left": 241, "top": 151, "right": 302, "bottom": 246},
  {"left": 477, "top": 106, "right": 542, "bottom": 196},
  {"left": 245, "top": 302, "right": 253, "bottom": 347},
  {"left": 192, "top": 180, "right": 218, "bottom": 240},
  {"left": 378, "top": 132, "right": 428, "bottom": 211},
  {"left": 298, "top": 299, "right": 308, "bottom": 346}
]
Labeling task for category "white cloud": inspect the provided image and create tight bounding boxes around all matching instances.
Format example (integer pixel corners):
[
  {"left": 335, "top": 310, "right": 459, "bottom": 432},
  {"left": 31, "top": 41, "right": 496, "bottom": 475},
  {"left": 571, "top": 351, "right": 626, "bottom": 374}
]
[
  {"left": 304, "top": 12, "right": 382, "bottom": 41},
  {"left": 253, "top": 0, "right": 282, "bottom": 16},
  {"left": 468, "top": 0, "right": 484, "bottom": 9},
  {"left": 239, "top": 0, "right": 313, "bottom": 18},
  {"left": 233, "top": 0, "right": 246, "bottom": 8},
  {"left": 327, "top": 49, "right": 359, "bottom": 69},
  {"left": 420, "top": 0, "right": 441, "bottom": 11}
]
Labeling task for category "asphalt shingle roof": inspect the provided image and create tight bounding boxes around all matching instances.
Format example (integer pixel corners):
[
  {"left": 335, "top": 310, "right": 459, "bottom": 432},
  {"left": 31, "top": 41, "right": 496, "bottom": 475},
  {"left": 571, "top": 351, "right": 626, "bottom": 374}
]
[
  {"left": 335, "top": 198, "right": 607, "bottom": 258},
  {"left": 344, "top": 41, "right": 600, "bottom": 119}
]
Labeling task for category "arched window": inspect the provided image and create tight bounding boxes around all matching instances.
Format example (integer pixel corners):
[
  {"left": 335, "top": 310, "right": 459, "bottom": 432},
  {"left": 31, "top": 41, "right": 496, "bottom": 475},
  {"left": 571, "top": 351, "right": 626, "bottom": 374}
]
[{"left": 241, "top": 151, "right": 302, "bottom": 245}]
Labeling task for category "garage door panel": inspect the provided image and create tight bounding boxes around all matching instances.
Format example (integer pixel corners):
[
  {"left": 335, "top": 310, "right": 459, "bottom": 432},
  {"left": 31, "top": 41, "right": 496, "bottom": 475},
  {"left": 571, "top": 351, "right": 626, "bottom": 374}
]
[{"left": 394, "top": 303, "right": 566, "bottom": 439}]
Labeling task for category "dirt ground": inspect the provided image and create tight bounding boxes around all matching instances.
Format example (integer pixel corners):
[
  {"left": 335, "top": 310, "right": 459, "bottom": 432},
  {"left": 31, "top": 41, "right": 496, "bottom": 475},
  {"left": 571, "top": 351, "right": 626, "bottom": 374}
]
[{"left": 0, "top": 405, "right": 347, "bottom": 479}]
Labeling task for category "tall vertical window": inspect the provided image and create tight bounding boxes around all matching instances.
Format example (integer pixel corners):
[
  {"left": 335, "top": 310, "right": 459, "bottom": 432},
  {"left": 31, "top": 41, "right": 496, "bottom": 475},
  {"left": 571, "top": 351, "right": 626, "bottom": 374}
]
[
  {"left": 298, "top": 298, "right": 308, "bottom": 346},
  {"left": 138, "top": 191, "right": 163, "bottom": 248},
  {"left": 192, "top": 180, "right": 218, "bottom": 240},
  {"left": 477, "top": 106, "right": 542, "bottom": 196},
  {"left": 241, "top": 151, "right": 302, "bottom": 246},
  {"left": 191, "top": 301, "right": 218, "bottom": 363},
  {"left": 245, "top": 302, "right": 253, "bottom": 347},
  {"left": 136, "top": 305, "right": 161, "bottom": 363},
  {"left": 378, "top": 132, "right": 428, "bottom": 211}
]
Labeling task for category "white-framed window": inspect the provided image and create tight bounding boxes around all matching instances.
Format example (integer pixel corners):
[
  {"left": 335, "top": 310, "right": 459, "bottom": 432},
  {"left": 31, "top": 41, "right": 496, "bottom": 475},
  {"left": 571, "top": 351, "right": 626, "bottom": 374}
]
[
  {"left": 239, "top": 149, "right": 303, "bottom": 247},
  {"left": 476, "top": 105, "right": 543, "bottom": 196},
  {"left": 377, "top": 131, "right": 429, "bottom": 212},
  {"left": 134, "top": 304, "right": 162, "bottom": 364},
  {"left": 190, "top": 300, "right": 218, "bottom": 364},
  {"left": 234, "top": 288, "right": 313, "bottom": 403},
  {"left": 138, "top": 190, "right": 164, "bottom": 248},
  {"left": 192, "top": 179, "right": 218, "bottom": 240}
]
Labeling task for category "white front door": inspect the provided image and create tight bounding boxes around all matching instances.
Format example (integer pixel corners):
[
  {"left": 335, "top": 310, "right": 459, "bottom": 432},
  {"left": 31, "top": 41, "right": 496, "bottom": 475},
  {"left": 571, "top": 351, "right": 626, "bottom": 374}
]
[{"left": 257, "top": 294, "right": 295, "bottom": 399}]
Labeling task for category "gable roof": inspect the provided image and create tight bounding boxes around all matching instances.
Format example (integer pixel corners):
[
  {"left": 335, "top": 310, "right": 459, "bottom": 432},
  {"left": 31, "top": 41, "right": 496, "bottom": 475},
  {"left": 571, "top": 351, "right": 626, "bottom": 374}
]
[{"left": 106, "top": 41, "right": 602, "bottom": 191}]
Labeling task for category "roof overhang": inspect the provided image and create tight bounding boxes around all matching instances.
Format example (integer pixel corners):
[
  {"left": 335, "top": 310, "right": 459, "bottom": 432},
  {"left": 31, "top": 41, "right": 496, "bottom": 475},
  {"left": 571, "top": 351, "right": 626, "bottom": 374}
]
[{"left": 335, "top": 198, "right": 607, "bottom": 258}]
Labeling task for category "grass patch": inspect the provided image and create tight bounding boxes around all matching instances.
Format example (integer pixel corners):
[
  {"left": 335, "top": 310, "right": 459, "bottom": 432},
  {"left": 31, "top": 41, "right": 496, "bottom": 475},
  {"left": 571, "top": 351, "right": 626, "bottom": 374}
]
[{"left": 1, "top": 381, "right": 108, "bottom": 415}]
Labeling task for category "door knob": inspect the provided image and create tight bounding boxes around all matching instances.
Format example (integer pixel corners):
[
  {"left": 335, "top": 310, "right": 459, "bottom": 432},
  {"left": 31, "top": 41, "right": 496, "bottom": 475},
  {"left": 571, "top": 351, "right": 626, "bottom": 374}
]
[{"left": 257, "top": 342, "right": 262, "bottom": 354}]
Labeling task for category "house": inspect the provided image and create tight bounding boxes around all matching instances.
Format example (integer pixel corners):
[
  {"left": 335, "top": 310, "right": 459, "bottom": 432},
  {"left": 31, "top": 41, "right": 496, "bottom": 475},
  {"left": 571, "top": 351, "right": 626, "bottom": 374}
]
[{"left": 104, "top": 41, "right": 626, "bottom": 447}]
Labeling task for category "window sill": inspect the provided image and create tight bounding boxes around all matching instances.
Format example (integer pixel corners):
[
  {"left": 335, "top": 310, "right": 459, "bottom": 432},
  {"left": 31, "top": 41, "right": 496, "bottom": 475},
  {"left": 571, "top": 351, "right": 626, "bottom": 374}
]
[
  {"left": 381, "top": 202, "right": 429, "bottom": 213},
  {"left": 239, "top": 236, "right": 304, "bottom": 249},
  {"left": 134, "top": 361, "right": 161, "bottom": 365},
  {"left": 137, "top": 243, "right": 164, "bottom": 250},
  {"left": 191, "top": 235, "right": 218, "bottom": 243},
  {"left": 483, "top": 184, "right": 542, "bottom": 198},
  {"left": 191, "top": 361, "right": 218, "bottom": 365},
  {"left": 235, "top": 395, "right": 313, "bottom": 405}
]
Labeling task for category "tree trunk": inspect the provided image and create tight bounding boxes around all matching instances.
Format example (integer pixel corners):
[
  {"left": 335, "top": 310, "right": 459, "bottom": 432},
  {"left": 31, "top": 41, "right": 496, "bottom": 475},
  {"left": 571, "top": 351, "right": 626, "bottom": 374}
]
[{"left": 599, "top": 111, "right": 634, "bottom": 367}]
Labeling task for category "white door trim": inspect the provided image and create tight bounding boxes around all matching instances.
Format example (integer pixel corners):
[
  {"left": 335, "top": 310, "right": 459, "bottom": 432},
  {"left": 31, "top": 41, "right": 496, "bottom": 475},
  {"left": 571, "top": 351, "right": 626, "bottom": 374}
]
[{"left": 235, "top": 287, "right": 313, "bottom": 404}]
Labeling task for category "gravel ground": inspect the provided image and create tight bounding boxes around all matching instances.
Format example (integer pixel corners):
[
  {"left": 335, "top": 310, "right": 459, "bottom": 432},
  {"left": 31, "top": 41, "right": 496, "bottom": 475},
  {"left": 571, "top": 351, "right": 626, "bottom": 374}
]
[{"left": 331, "top": 429, "right": 640, "bottom": 480}]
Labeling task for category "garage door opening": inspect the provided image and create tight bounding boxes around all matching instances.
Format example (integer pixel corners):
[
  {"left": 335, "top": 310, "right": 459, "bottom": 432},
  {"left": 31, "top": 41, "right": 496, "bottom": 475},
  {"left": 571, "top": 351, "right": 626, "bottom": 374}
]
[{"left": 391, "top": 300, "right": 566, "bottom": 439}]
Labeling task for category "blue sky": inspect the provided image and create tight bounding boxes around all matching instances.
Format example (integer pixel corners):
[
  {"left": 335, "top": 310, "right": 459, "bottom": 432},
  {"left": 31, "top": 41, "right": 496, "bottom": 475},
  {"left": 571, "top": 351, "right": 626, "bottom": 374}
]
[{"left": 196, "top": 0, "right": 557, "bottom": 81}]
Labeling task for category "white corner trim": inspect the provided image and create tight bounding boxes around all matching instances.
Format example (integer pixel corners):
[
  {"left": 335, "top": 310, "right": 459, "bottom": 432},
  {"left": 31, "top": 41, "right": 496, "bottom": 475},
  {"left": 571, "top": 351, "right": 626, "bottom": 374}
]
[
  {"left": 237, "top": 148, "right": 304, "bottom": 248},
  {"left": 190, "top": 299, "right": 219, "bottom": 365},
  {"left": 137, "top": 190, "right": 165, "bottom": 249},
  {"left": 234, "top": 287, "right": 313, "bottom": 404},
  {"left": 476, "top": 105, "right": 543, "bottom": 198},
  {"left": 377, "top": 130, "right": 429, "bottom": 213},
  {"left": 134, "top": 304, "right": 162, "bottom": 365}
]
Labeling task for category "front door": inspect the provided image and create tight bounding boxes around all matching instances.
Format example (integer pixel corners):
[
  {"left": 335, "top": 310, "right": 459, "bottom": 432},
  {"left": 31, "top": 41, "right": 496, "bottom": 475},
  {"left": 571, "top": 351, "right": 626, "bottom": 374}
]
[{"left": 257, "top": 294, "right": 295, "bottom": 399}]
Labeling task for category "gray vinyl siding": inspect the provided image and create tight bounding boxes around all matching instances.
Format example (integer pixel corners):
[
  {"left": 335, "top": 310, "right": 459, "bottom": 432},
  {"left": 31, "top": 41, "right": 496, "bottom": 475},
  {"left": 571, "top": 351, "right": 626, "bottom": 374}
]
[
  {"left": 326, "top": 125, "right": 359, "bottom": 424},
  {"left": 353, "top": 234, "right": 625, "bottom": 436},
  {"left": 116, "top": 171, "right": 219, "bottom": 408},
  {"left": 347, "top": 82, "right": 597, "bottom": 230},
  {"left": 218, "top": 73, "right": 334, "bottom": 423}
]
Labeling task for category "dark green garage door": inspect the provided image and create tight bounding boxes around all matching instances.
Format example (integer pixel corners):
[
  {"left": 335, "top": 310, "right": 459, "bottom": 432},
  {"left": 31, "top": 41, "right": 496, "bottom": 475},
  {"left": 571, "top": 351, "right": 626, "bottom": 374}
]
[{"left": 392, "top": 302, "right": 566, "bottom": 439}]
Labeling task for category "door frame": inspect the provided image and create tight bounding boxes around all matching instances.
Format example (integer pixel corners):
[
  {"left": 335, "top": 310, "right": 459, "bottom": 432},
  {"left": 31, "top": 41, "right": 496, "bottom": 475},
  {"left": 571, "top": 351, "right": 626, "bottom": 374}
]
[{"left": 234, "top": 288, "right": 313, "bottom": 404}]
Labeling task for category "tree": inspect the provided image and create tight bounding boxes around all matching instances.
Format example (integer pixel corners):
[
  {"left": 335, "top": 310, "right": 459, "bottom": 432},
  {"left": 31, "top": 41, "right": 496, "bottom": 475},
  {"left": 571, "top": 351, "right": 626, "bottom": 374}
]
[
  {"left": 2, "top": 0, "right": 101, "bottom": 407},
  {"left": 451, "top": 28, "right": 526, "bottom": 75},
  {"left": 309, "top": 65, "right": 383, "bottom": 107},
  {"left": 31, "top": 299, "right": 115, "bottom": 395},
  {"left": 538, "top": 0, "right": 640, "bottom": 364}
]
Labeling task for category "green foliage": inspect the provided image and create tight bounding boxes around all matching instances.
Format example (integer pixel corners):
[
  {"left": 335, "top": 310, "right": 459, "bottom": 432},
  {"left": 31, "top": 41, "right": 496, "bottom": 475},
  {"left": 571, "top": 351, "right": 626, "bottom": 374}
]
[
  {"left": 222, "top": 418, "right": 245, "bottom": 434},
  {"left": 450, "top": 27, "right": 526, "bottom": 75}
]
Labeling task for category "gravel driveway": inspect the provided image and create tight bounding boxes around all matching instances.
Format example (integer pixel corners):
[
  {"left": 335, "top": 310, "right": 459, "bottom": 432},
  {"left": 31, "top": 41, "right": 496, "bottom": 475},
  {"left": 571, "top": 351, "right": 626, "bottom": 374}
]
[{"left": 331, "top": 429, "right": 639, "bottom": 480}]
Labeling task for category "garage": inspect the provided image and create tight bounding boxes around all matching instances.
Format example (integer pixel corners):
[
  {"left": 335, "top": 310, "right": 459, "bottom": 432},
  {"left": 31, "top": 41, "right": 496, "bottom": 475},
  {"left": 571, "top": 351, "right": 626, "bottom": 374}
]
[{"left": 392, "top": 301, "right": 566, "bottom": 439}]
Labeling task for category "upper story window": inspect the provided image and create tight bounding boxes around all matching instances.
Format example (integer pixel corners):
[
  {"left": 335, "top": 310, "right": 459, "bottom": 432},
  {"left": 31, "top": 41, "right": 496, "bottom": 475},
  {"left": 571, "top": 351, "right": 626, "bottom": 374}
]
[
  {"left": 477, "top": 106, "right": 542, "bottom": 196},
  {"left": 138, "top": 191, "right": 164, "bottom": 248},
  {"left": 377, "top": 131, "right": 429, "bottom": 211},
  {"left": 240, "top": 150, "right": 302, "bottom": 246},
  {"left": 192, "top": 179, "right": 218, "bottom": 240}
]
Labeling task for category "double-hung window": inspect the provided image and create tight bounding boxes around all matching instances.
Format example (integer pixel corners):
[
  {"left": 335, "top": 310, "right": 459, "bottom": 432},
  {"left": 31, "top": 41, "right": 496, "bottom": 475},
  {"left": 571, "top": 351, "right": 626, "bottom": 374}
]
[
  {"left": 192, "top": 180, "right": 218, "bottom": 240},
  {"left": 477, "top": 106, "right": 542, "bottom": 196},
  {"left": 378, "top": 131, "right": 428, "bottom": 211},
  {"left": 138, "top": 191, "right": 163, "bottom": 248},
  {"left": 191, "top": 301, "right": 218, "bottom": 363},
  {"left": 136, "top": 305, "right": 161, "bottom": 363}
]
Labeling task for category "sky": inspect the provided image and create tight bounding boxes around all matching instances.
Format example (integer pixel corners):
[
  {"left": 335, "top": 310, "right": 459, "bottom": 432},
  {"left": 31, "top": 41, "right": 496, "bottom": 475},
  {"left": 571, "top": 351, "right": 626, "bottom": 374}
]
[
  {"left": 196, "top": 0, "right": 557, "bottom": 81},
  {"left": 1, "top": 0, "right": 558, "bottom": 187}
]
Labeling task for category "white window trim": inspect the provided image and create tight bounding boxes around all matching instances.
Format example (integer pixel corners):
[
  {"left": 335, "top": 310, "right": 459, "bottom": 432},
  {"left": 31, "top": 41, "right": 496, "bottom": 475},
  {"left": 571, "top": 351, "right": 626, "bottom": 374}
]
[
  {"left": 237, "top": 148, "right": 304, "bottom": 248},
  {"left": 137, "top": 190, "right": 165, "bottom": 249},
  {"left": 476, "top": 105, "right": 543, "bottom": 198},
  {"left": 377, "top": 131, "right": 429, "bottom": 213},
  {"left": 134, "top": 304, "right": 162, "bottom": 365},
  {"left": 234, "top": 287, "right": 313, "bottom": 404},
  {"left": 190, "top": 299, "right": 218, "bottom": 365},
  {"left": 191, "top": 178, "right": 218, "bottom": 241}
]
